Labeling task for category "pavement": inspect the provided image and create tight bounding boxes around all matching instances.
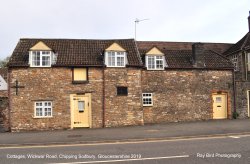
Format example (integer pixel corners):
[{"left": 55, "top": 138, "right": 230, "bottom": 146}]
[{"left": 0, "top": 119, "right": 250, "bottom": 147}]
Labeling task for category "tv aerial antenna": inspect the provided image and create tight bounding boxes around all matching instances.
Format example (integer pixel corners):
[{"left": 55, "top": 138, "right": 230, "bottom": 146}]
[{"left": 134, "top": 18, "right": 149, "bottom": 40}]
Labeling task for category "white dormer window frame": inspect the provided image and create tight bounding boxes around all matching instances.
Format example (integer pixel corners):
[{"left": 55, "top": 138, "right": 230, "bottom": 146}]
[
  {"left": 146, "top": 55, "right": 165, "bottom": 70},
  {"left": 105, "top": 51, "right": 127, "bottom": 67},
  {"left": 29, "top": 50, "right": 53, "bottom": 67}
]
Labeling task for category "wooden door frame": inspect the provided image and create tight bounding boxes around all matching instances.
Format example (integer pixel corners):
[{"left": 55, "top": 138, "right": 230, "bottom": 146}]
[
  {"left": 212, "top": 92, "right": 228, "bottom": 119},
  {"left": 70, "top": 93, "right": 92, "bottom": 129}
]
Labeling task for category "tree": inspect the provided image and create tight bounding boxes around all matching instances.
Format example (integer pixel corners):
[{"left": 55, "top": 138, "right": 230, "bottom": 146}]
[{"left": 0, "top": 56, "right": 10, "bottom": 68}]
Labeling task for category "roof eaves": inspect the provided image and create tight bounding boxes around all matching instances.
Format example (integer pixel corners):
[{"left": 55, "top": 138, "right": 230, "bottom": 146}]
[{"left": 241, "top": 32, "right": 250, "bottom": 50}]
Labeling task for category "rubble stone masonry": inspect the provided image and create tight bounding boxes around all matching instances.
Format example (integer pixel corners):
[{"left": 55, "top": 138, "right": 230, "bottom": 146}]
[
  {"left": 142, "top": 69, "right": 233, "bottom": 123},
  {"left": 8, "top": 67, "right": 233, "bottom": 131},
  {"left": 104, "top": 68, "right": 143, "bottom": 127},
  {"left": 9, "top": 67, "right": 104, "bottom": 131}
]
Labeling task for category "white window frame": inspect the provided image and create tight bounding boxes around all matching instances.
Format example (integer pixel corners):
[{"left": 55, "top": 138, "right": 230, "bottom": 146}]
[
  {"left": 247, "top": 53, "right": 250, "bottom": 71},
  {"left": 230, "top": 54, "right": 239, "bottom": 71},
  {"left": 146, "top": 55, "right": 165, "bottom": 70},
  {"left": 34, "top": 101, "right": 53, "bottom": 118},
  {"left": 29, "top": 51, "right": 53, "bottom": 67},
  {"left": 142, "top": 93, "right": 153, "bottom": 106},
  {"left": 105, "top": 51, "right": 127, "bottom": 67}
]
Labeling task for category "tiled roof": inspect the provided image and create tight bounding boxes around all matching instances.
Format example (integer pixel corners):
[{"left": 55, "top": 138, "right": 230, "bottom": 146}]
[
  {"left": 223, "top": 32, "right": 250, "bottom": 56},
  {"left": 8, "top": 39, "right": 143, "bottom": 67},
  {"left": 137, "top": 41, "right": 233, "bottom": 54},
  {"left": 164, "top": 50, "right": 233, "bottom": 69},
  {"left": 8, "top": 38, "right": 233, "bottom": 69},
  {"left": 137, "top": 42, "right": 233, "bottom": 69}
]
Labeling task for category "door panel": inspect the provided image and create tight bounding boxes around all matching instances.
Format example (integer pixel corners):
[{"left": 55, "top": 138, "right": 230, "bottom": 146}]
[
  {"left": 212, "top": 94, "right": 227, "bottom": 119},
  {"left": 72, "top": 96, "right": 90, "bottom": 127}
]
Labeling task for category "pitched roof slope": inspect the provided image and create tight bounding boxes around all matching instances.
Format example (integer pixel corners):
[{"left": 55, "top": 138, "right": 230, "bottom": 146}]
[
  {"left": 137, "top": 41, "right": 233, "bottom": 54},
  {"left": 137, "top": 41, "right": 233, "bottom": 69},
  {"left": 223, "top": 32, "right": 250, "bottom": 56},
  {"left": 8, "top": 39, "right": 143, "bottom": 67}
]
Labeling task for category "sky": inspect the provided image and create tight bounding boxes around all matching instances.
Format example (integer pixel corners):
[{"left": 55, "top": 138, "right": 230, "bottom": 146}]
[{"left": 0, "top": 0, "right": 249, "bottom": 60}]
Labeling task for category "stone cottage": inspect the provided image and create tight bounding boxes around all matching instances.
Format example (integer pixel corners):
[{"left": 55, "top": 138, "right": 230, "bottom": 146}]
[
  {"left": 6, "top": 37, "right": 234, "bottom": 131},
  {"left": 223, "top": 11, "right": 250, "bottom": 118},
  {"left": 0, "top": 68, "right": 9, "bottom": 132}
]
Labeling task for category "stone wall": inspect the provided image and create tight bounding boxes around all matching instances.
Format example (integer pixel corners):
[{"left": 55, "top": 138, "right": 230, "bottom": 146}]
[
  {"left": 9, "top": 66, "right": 234, "bottom": 131},
  {"left": 231, "top": 51, "right": 250, "bottom": 118},
  {"left": 9, "top": 67, "right": 104, "bottom": 131},
  {"left": 0, "top": 91, "right": 8, "bottom": 98},
  {"left": 235, "top": 81, "right": 250, "bottom": 118},
  {"left": 104, "top": 68, "right": 143, "bottom": 127},
  {"left": 142, "top": 69, "right": 233, "bottom": 123},
  {"left": 0, "top": 97, "right": 9, "bottom": 132}
]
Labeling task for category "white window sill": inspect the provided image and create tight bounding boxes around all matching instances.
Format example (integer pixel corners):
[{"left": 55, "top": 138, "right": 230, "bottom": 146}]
[
  {"left": 30, "top": 66, "right": 52, "bottom": 68},
  {"left": 143, "top": 105, "right": 153, "bottom": 107},
  {"left": 33, "top": 116, "right": 53, "bottom": 119},
  {"left": 106, "top": 66, "right": 126, "bottom": 68},
  {"left": 146, "top": 69, "right": 164, "bottom": 71}
]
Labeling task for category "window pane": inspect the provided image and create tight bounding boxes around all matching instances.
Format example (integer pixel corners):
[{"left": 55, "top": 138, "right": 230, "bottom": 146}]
[
  {"left": 107, "top": 52, "right": 116, "bottom": 66},
  {"left": 36, "top": 108, "right": 43, "bottom": 116},
  {"left": 35, "top": 101, "right": 52, "bottom": 117},
  {"left": 117, "top": 56, "right": 125, "bottom": 66},
  {"left": 216, "top": 97, "right": 222, "bottom": 103},
  {"left": 42, "top": 56, "right": 50, "bottom": 66},
  {"left": 78, "top": 101, "right": 85, "bottom": 112},
  {"left": 111, "top": 52, "right": 115, "bottom": 66},
  {"left": 156, "top": 60, "right": 163, "bottom": 69},
  {"left": 42, "top": 51, "right": 50, "bottom": 55},
  {"left": 117, "top": 87, "right": 128, "bottom": 96},
  {"left": 148, "top": 56, "right": 155, "bottom": 69},
  {"left": 142, "top": 93, "right": 153, "bottom": 106},
  {"left": 32, "top": 51, "right": 40, "bottom": 66}
]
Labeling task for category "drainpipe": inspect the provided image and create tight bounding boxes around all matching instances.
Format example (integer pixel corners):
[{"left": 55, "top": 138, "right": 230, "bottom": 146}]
[
  {"left": 232, "top": 69, "right": 236, "bottom": 118},
  {"left": 7, "top": 68, "right": 11, "bottom": 132},
  {"left": 245, "top": 51, "right": 248, "bottom": 81},
  {"left": 102, "top": 64, "right": 105, "bottom": 128}
]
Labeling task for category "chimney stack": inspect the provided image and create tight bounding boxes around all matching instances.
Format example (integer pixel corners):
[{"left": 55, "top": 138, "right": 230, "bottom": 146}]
[
  {"left": 192, "top": 43, "right": 205, "bottom": 68},
  {"left": 248, "top": 11, "right": 250, "bottom": 32}
]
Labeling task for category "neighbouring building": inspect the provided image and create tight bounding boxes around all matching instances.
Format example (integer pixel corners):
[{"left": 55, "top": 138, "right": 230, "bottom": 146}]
[
  {"left": 6, "top": 37, "right": 234, "bottom": 131},
  {"left": 223, "top": 11, "right": 250, "bottom": 118},
  {"left": 0, "top": 68, "right": 9, "bottom": 132},
  {"left": 137, "top": 42, "right": 234, "bottom": 123}
]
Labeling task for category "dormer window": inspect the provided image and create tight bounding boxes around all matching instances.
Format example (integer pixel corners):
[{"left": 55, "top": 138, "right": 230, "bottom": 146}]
[
  {"left": 28, "top": 41, "right": 56, "bottom": 67},
  {"left": 106, "top": 51, "right": 126, "bottom": 67},
  {"left": 31, "top": 51, "right": 52, "bottom": 67},
  {"left": 146, "top": 56, "right": 164, "bottom": 70},
  {"left": 145, "top": 47, "right": 166, "bottom": 70},
  {"left": 105, "top": 42, "right": 127, "bottom": 67}
]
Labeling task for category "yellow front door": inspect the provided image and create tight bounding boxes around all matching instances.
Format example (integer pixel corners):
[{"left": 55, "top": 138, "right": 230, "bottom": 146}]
[
  {"left": 212, "top": 94, "right": 227, "bottom": 119},
  {"left": 71, "top": 95, "right": 90, "bottom": 128}
]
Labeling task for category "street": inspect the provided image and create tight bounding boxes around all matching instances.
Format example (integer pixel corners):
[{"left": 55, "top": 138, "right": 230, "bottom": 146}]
[{"left": 0, "top": 134, "right": 249, "bottom": 164}]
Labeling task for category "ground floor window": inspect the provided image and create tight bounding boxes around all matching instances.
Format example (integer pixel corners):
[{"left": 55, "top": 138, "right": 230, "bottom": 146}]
[
  {"left": 142, "top": 93, "right": 153, "bottom": 106},
  {"left": 117, "top": 86, "right": 128, "bottom": 96},
  {"left": 34, "top": 101, "right": 52, "bottom": 117}
]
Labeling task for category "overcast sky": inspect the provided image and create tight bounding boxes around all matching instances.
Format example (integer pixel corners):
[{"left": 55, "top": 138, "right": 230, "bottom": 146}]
[{"left": 0, "top": 0, "right": 249, "bottom": 59}]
